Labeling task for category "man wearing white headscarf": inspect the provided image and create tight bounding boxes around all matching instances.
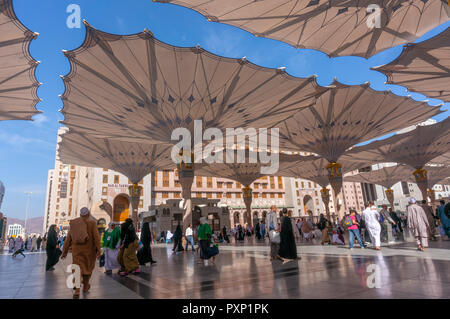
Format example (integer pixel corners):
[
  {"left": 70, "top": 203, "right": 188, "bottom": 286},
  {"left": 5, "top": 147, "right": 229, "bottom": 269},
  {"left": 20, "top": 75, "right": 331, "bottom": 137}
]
[
  {"left": 362, "top": 201, "right": 382, "bottom": 250},
  {"left": 407, "top": 198, "right": 430, "bottom": 252}
]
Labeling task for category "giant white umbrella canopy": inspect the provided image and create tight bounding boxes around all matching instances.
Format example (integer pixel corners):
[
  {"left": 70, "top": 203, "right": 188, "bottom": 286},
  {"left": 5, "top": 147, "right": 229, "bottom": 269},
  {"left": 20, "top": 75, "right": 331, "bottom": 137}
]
[
  {"left": 421, "top": 165, "right": 450, "bottom": 203},
  {"left": 346, "top": 118, "right": 450, "bottom": 200},
  {"left": 195, "top": 149, "right": 315, "bottom": 226},
  {"left": 275, "top": 80, "right": 442, "bottom": 213},
  {"left": 344, "top": 164, "right": 414, "bottom": 208},
  {"left": 373, "top": 27, "right": 450, "bottom": 102},
  {"left": 57, "top": 130, "right": 176, "bottom": 227},
  {"left": 155, "top": 0, "right": 449, "bottom": 58},
  {"left": 278, "top": 157, "right": 370, "bottom": 218},
  {"left": 0, "top": 0, "right": 41, "bottom": 121},
  {"left": 60, "top": 21, "right": 326, "bottom": 144}
]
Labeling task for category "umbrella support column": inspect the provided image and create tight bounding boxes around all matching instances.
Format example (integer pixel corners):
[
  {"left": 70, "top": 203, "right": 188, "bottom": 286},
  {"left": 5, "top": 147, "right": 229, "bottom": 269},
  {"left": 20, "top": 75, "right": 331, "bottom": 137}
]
[
  {"left": 242, "top": 186, "right": 253, "bottom": 227},
  {"left": 129, "top": 183, "right": 143, "bottom": 231}
]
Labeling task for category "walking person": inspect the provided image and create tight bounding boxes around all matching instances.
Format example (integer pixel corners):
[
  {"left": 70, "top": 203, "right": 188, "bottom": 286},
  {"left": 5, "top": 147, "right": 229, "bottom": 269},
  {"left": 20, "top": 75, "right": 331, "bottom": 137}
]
[
  {"left": 259, "top": 220, "right": 266, "bottom": 240},
  {"left": 222, "top": 226, "right": 230, "bottom": 244},
  {"left": 198, "top": 217, "right": 213, "bottom": 265},
  {"left": 437, "top": 201, "right": 450, "bottom": 238},
  {"left": 61, "top": 207, "right": 101, "bottom": 298},
  {"left": 117, "top": 218, "right": 140, "bottom": 277},
  {"left": 102, "top": 222, "right": 122, "bottom": 274},
  {"left": 317, "top": 214, "right": 331, "bottom": 245},
  {"left": 345, "top": 209, "right": 365, "bottom": 249},
  {"left": 45, "top": 225, "right": 61, "bottom": 271},
  {"left": 137, "top": 222, "right": 156, "bottom": 266},
  {"left": 255, "top": 221, "right": 261, "bottom": 240},
  {"left": 420, "top": 200, "right": 437, "bottom": 241},
  {"left": 30, "top": 235, "right": 37, "bottom": 252},
  {"left": 184, "top": 224, "right": 195, "bottom": 251},
  {"left": 266, "top": 205, "right": 279, "bottom": 261},
  {"left": 407, "top": 198, "right": 430, "bottom": 251},
  {"left": 36, "top": 236, "right": 42, "bottom": 251},
  {"left": 8, "top": 237, "right": 15, "bottom": 253},
  {"left": 278, "top": 209, "right": 298, "bottom": 264},
  {"left": 362, "top": 202, "right": 382, "bottom": 250},
  {"left": 42, "top": 235, "right": 47, "bottom": 251},
  {"left": 389, "top": 208, "right": 403, "bottom": 240},
  {"left": 379, "top": 204, "right": 396, "bottom": 244},
  {"left": 172, "top": 224, "right": 184, "bottom": 253}
]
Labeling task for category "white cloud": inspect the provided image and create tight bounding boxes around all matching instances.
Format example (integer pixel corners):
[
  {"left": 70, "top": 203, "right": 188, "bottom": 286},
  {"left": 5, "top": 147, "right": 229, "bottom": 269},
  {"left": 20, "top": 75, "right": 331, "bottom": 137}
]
[
  {"left": 32, "top": 114, "right": 48, "bottom": 126},
  {"left": 0, "top": 131, "right": 54, "bottom": 150}
]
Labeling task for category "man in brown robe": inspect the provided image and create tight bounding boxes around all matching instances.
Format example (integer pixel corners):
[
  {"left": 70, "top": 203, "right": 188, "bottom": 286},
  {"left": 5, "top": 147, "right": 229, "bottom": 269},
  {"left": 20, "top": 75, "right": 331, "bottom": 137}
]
[
  {"left": 420, "top": 200, "right": 437, "bottom": 240},
  {"left": 62, "top": 207, "right": 101, "bottom": 298},
  {"left": 407, "top": 198, "right": 430, "bottom": 251}
]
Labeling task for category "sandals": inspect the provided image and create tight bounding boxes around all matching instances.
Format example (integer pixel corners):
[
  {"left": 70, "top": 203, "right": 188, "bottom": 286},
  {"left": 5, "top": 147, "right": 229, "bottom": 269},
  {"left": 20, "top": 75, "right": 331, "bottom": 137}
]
[{"left": 119, "top": 271, "right": 128, "bottom": 276}]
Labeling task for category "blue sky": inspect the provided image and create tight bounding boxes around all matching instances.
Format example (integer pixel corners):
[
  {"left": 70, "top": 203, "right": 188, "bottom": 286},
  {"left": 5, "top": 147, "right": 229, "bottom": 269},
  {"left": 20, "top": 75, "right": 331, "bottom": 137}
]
[{"left": 0, "top": 0, "right": 448, "bottom": 219}]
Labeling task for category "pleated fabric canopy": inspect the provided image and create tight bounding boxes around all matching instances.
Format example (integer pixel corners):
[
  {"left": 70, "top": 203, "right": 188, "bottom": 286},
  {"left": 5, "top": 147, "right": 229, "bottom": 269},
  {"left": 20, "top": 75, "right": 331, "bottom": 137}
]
[
  {"left": 0, "top": 0, "right": 41, "bottom": 121},
  {"left": 195, "top": 149, "right": 314, "bottom": 186},
  {"left": 423, "top": 165, "right": 450, "bottom": 188},
  {"left": 344, "top": 164, "right": 414, "bottom": 189},
  {"left": 428, "top": 152, "right": 450, "bottom": 166},
  {"left": 156, "top": 0, "right": 449, "bottom": 58},
  {"left": 277, "top": 80, "right": 443, "bottom": 163},
  {"left": 57, "top": 130, "right": 176, "bottom": 184},
  {"left": 278, "top": 157, "right": 368, "bottom": 188},
  {"left": 346, "top": 117, "right": 450, "bottom": 170},
  {"left": 60, "top": 21, "right": 326, "bottom": 145},
  {"left": 373, "top": 27, "right": 450, "bottom": 102}
]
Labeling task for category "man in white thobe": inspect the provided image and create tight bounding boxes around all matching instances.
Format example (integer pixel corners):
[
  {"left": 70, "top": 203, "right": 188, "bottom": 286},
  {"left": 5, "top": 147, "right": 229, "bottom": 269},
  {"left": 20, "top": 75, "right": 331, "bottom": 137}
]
[{"left": 362, "top": 202, "right": 382, "bottom": 250}]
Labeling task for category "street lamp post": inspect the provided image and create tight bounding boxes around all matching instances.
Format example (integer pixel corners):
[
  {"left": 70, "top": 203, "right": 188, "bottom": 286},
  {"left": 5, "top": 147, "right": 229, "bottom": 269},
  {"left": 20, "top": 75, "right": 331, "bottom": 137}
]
[{"left": 24, "top": 192, "right": 32, "bottom": 235}]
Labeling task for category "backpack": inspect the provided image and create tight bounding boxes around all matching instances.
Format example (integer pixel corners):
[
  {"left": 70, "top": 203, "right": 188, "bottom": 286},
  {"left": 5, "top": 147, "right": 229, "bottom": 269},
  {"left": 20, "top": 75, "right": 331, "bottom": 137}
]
[
  {"left": 344, "top": 215, "right": 353, "bottom": 227},
  {"left": 70, "top": 218, "right": 89, "bottom": 245}
]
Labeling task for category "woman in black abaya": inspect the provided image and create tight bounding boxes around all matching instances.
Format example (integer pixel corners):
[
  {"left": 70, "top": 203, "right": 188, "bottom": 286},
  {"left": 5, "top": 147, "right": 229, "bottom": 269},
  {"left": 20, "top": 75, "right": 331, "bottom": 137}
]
[
  {"left": 45, "top": 225, "right": 61, "bottom": 271},
  {"left": 172, "top": 224, "right": 184, "bottom": 253},
  {"left": 278, "top": 213, "right": 298, "bottom": 264},
  {"left": 137, "top": 222, "right": 156, "bottom": 265}
]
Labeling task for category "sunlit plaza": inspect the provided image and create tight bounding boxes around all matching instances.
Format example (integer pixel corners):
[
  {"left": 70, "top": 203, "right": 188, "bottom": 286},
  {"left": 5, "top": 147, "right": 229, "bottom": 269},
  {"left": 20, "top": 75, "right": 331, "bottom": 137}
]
[{"left": 1, "top": 0, "right": 450, "bottom": 304}]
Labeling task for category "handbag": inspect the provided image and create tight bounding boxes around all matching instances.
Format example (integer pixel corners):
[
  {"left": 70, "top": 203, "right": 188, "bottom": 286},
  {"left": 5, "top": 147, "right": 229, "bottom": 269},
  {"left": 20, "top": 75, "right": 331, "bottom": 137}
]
[
  {"left": 270, "top": 230, "right": 280, "bottom": 244},
  {"left": 207, "top": 244, "right": 219, "bottom": 258}
]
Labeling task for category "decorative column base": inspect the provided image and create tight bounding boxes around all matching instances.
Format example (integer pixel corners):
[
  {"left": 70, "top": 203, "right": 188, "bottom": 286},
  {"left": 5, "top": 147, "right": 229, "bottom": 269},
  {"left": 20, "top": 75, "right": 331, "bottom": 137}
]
[
  {"left": 413, "top": 168, "right": 428, "bottom": 201},
  {"left": 385, "top": 188, "right": 394, "bottom": 209},
  {"left": 327, "top": 162, "right": 344, "bottom": 219}
]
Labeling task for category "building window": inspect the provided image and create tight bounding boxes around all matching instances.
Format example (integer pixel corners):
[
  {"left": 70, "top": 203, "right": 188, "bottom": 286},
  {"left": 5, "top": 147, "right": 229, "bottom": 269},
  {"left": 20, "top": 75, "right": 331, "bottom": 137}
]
[
  {"left": 217, "top": 182, "right": 223, "bottom": 188},
  {"left": 262, "top": 193, "right": 267, "bottom": 198},
  {"left": 162, "top": 192, "right": 169, "bottom": 198},
  {"left": 236, "top": 182, "right": 241, "bottom": 188},
  {"left": 207, "top": 177, "right": 213, "bottom": 188},
  {"left": 206, "top": 192, "right": 212, "bottom": 198},
  {"left": 236, "top": 193, "right": 241, "bottom": 199},
  {"left": 103, "top": 175, "right": 108, "bottom": 183},
  {"left": 102, "top": 187, "right": 107, "bottom": 195},
  {"left": 226, "top": 193, "right": 232, "bottom": 199},
  {"left": 278, "top": 193, "right": 283, "bottom": 198},
  {"left": 301, "top": 182, "right": 305, "bottom": 188},
  {"left": 196, "top": 177, "right": 203, "bottom": 188},
  {"left": 270, "top": 193, "right": 275, "bottom": 198},
  {"left": 114, "top": 175, "right": 119, "bottom": 184}
]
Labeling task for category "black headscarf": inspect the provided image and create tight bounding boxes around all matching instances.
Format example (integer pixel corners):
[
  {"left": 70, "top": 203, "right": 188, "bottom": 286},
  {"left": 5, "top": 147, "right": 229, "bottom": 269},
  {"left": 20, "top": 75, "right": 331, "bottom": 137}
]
[
  {"left": 278, "top": 216, "right": 297, "bottom": 259},
  {"left": 122, "top": 218, "right": 136, "bottom": 248}
]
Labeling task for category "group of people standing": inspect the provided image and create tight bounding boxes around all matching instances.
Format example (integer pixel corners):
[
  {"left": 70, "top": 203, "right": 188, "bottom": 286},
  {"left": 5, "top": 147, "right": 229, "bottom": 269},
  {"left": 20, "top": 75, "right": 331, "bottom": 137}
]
[{"left": 8, "top": 234, "right": 46, "bottom": 258}]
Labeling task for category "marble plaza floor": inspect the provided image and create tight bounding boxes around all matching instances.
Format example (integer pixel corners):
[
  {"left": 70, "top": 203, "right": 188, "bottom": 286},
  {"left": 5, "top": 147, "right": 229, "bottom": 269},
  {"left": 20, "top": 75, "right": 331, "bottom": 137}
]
[{"left": 1, "top": 237, "right": 449, "bottom": 299}]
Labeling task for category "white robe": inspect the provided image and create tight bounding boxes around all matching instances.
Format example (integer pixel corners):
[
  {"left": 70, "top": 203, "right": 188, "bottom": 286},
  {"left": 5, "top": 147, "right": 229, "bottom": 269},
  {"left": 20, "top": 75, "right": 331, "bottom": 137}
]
[{"left": 362, "top": 207, "right": 381, "bottom": 247}]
